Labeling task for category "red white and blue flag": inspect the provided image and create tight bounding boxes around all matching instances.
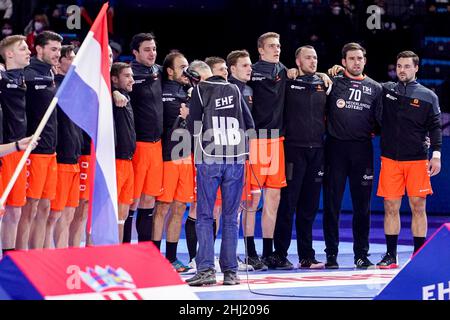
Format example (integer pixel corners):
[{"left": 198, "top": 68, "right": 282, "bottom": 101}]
[
  {"left": 0, "top": 243, "right": 197, "bottom": 300},
  {"left": 55, "top": 3, "right": 118, "bottom": 245}
]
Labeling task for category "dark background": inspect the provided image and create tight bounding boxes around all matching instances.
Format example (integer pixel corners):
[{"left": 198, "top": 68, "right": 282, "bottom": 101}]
[
  {"left": 3, "top": 0, "right": 449, "bottom": 213},
  {"left": 10, "top": 1, "right": 449, "bottom": 98}
]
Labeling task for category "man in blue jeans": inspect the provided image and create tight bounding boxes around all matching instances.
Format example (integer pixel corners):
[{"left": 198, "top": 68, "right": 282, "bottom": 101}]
[{"left": 186, "top": 60, "right": 254, "bottom": 286}]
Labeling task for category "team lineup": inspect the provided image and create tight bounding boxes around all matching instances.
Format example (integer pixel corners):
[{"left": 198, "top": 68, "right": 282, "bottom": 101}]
[{"left": 0, "top": 30, "right": 442, "bottom": 287}]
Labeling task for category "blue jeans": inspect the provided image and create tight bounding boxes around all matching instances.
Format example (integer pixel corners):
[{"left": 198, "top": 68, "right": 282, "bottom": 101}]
[{"left": 195, "top": 163, "right": 244, "bottom": 273}]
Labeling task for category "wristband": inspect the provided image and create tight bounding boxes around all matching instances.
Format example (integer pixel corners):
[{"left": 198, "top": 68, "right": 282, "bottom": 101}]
[{"left": 432, "top": 151, "right": 441, "bottom": 159}]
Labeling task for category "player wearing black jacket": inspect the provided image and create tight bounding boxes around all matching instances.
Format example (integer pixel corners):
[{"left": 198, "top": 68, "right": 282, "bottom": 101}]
[
  {"left": 111, "top": 62, "right": 136, "bottom": 243},
  {"left": 376, "top": 51, "right": 442, "bottom": 269},
  {"left": 0, "top": 35, "right": 31, "bottom": 255},
  {"left": 273, "top": 46, "right": 327, "bottom": 270},
  {"left": 16, "top": 31, "right": 62, "bottom": 250},
  {"left": 46, "top": 45, "right": 83, "bottom": 249},
  {"left": 323, "top": 43, "right": 382, "bottom": 270},
  {"left": 246, "top": 32, "right": 288, "bottom": 269},
  {"left": 226, "top": 50, "right": 258, "bottom": 271},
  {"left": 123, "top": 33, "right": 163, "bottom": 243},
  {"left": 153, "top": 51, "right": 193, "bottom": 272}
]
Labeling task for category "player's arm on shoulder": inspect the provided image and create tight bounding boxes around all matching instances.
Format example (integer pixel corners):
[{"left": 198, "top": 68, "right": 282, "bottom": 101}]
[
  {"left": 287, "top": 68, "right": 298, "bottom": 79},
  {"left": 328, "top": 65, "right": 344, "bottom": 77},
  {"left": 112, "top": 90, "right": 128, "bottom": 107},
  {"left": 316, "top": 72, "right": 333, "bottom": 93}
]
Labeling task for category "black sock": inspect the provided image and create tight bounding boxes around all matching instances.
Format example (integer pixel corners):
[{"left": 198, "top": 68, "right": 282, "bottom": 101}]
[
  {"left": 262, "top": 238, "right": 273, "bottom": 258},
  {"left": 123, "top": 210, "right": 135, "bottom": 243},
  {"left": 152, "top": 240, "right": 161, "bottom": 251},
  {"left": 385, "top": 234, "right": 398, "bottom": 256},
  {"left": 185, "top": 216, "right": 197, "bottom": 261},
  {"left": 135, "top": 209, "right": 143, "bottom": 235},
  {"left": 137, "top": 208, "right": 154, "bottom": 242},
  {"left": 2, "top": 248, "right": 15, "bottom": 256},
  {"left": 413, "top": 237, "right": 426, "bottom": 253},
  {"left": 245, "top": 236, "right": 257, "bottom": 257},
  {"left": 213, "top": 219, "right": 217, "bottom": 242},
  {"left": 166, "top": 241, "right": 178, "bottom": 263}
]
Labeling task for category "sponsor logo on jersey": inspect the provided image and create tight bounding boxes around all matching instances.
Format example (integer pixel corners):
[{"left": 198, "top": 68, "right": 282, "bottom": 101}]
[
  {"left": 34, "top": 84, "right": 47, "bottom": 90},
  {"left": 251, "top": 76, "right": 265, "bottom": 81},
  {"left": 363, "top": 86, "right": 372, "bottom": 95},
  {"left": 386, "top": 93, "right": 397, "bottom": 100},
  {"left": 290, "top": 85, "right": 305, "bottom": 90},
  {"left": 336, "top": 99, "right": 346, "bottom": 108},
  {"left": 410, "top": 98, "right": 420, "bottom": 108}
]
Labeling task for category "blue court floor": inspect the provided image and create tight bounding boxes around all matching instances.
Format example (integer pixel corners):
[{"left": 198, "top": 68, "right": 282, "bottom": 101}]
[{"left": 133, "top": 210, "right": 449, "bottom": 300}]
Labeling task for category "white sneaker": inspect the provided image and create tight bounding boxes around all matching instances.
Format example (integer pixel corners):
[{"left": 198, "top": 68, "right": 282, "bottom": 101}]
[
  {"left": 238, "top": 256, "right": 255, "bottom": 271},
  {"left": 185, "top": 258, "right": 197, "bottom": 274},
  {"left": 214, "top": 256, "right": 221, "bottom": 273}
]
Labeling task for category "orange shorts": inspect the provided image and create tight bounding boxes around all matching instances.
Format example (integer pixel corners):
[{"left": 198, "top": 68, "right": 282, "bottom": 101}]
[
  {"left": 79, "top": 155, "right": 91, "bottom": 200},
  {"left": 377, "top": 156, "right": 433, "bottom": 199},
  {"left": 242, "top": 160, "right": 253, "bottom": 201},
  {"left": 1, "top": 151, "right": 27, "bottom": 206},
  {"left": 51, "top": 163, "right": 80, "bottom": 211},
  {"left": 157, "top": 157, "right": 194, "bottom": 203},
  {"left": 249, "top": 137, "right": 287, "bottom": 190},
  {"left": 26, "top": 153, "right": 57, "bottom": 200},
  {"left": 132, "top": 141, "right": 163, "bottom": 199},
  {"left": 116, "top": 159, "right": 134, "bottom": 205}
]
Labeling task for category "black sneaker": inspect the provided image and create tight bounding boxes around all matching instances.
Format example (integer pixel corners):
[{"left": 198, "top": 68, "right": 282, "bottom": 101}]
[
  {"left": 246, "top": 255, "right": 268, "bottom": 271},
  {"left": 354, "top": 256, "right": 375, "bottom": 269},
  {"left": 262, "top": 253, "right": 294, "bottom": 270},
  {"left": 185, "top": 269, "right": 216, "bottom": 286},
  {"left": 325, "top": 255, "right": 339, "bottom": 269},
  {"left": 376, "top": 253, "right": 399, "bottom": 269},
  {"left": 299, "top": 258, "right": 325, "bottom": 269},
  {"left": 223, "top": 271, "right": 240, "bottom": 285}
]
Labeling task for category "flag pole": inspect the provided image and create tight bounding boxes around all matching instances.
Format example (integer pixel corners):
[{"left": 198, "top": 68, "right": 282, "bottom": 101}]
[{"left": 0, "top": 97, "right": 59, "bottom": 214}]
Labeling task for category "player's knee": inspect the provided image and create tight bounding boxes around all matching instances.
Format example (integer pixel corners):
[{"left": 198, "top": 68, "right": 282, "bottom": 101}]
[
  {"left": 410, "top": 204, "right": 426, "bottom": 217},
  {"left": 155, "top": 202, "right": 170, "bottom": 216},
  {"left": 384, "top": 200, "right": 400, "bottom": 216},
  {"left": 266, "top": 190, "right": 280, "bottom": 205},
  {"left": 140, "top": 194, "right": 155, "bottom": 208},
  {"left": 47, "top": 212, "right": 61, "bottom": 225}
]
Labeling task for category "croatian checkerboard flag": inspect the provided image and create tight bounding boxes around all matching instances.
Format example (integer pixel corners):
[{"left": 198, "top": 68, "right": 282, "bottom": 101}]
[{"left": 55, "top": 3, "right": 118, "bottom": 245}]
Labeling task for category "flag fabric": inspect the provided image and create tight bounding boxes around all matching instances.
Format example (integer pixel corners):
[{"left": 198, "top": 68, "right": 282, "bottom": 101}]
[
  {"left": 0, "top": 243, "right": 198, "bottom": 300},
  {"left": 55, "top": 3, "right": 118, "bottom": 245}
]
